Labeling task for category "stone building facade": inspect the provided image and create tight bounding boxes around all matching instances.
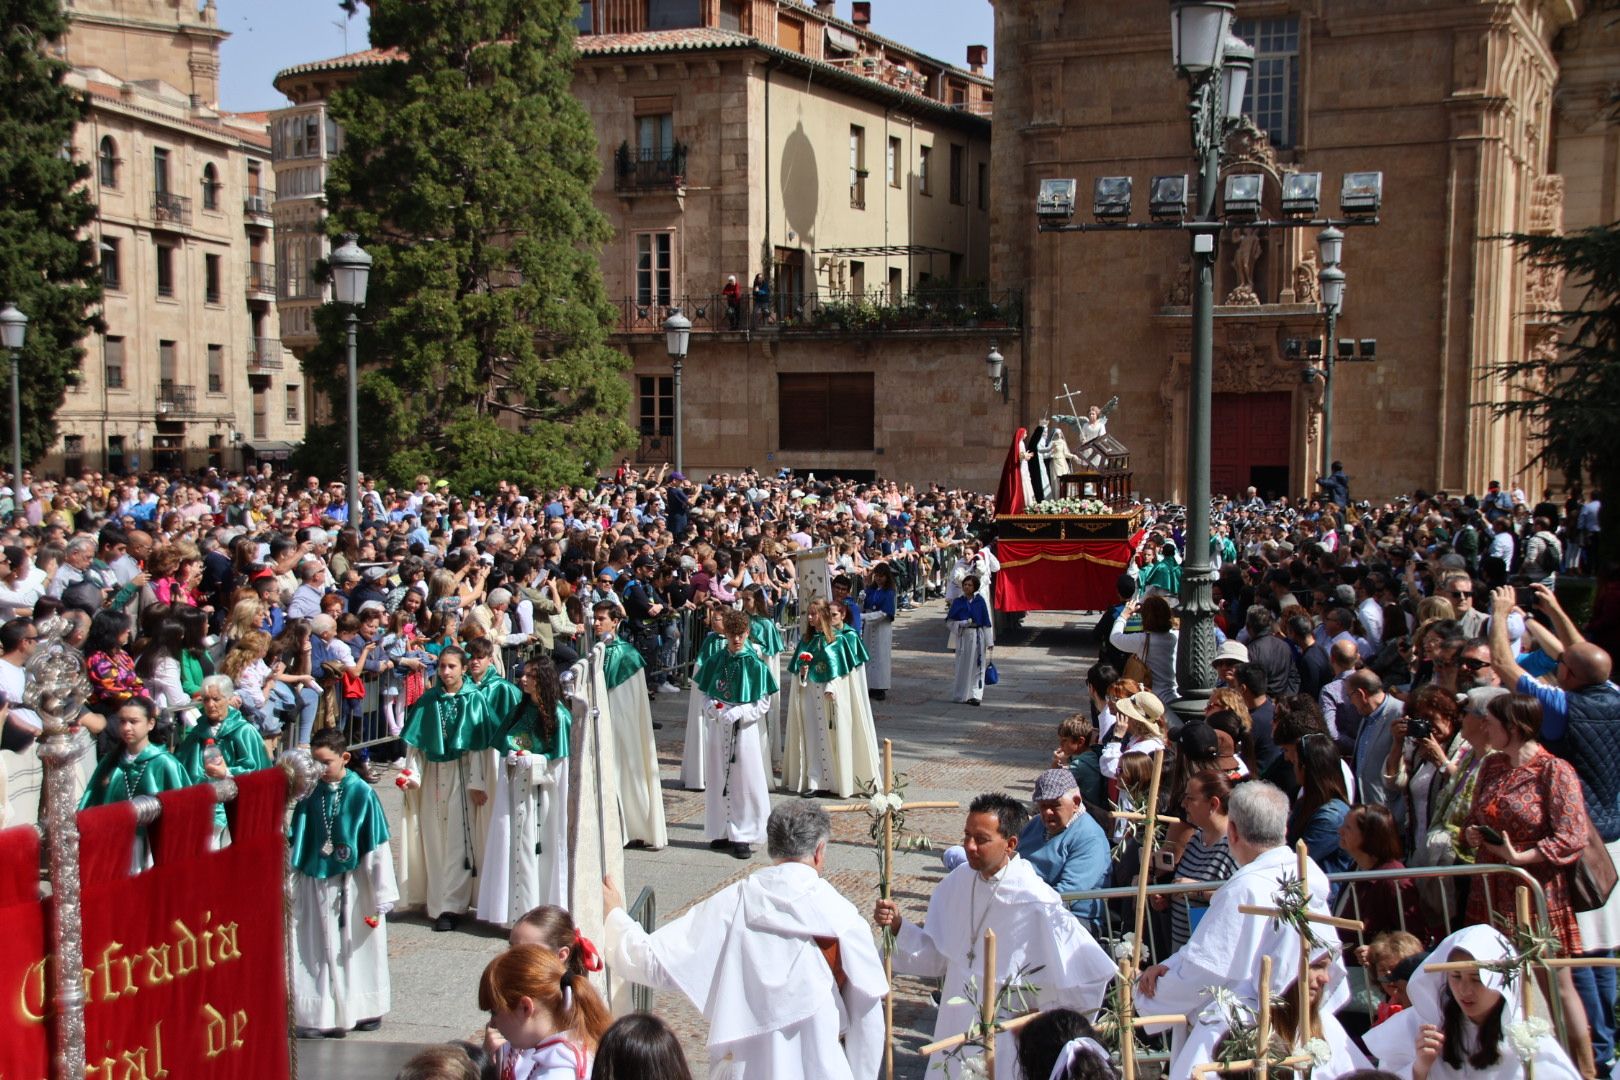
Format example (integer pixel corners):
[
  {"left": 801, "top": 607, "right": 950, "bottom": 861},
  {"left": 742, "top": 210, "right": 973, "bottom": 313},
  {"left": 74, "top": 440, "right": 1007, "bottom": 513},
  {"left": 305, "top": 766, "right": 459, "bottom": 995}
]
[
  {"left": 274, "top": 1, "right": 1016, "bottom": 488},
  {"left": 43, "top": 0, "right": 303, "bottom": 476},
  {"left": 989, "top": 0, "right": 1620, "bottom": 502}
]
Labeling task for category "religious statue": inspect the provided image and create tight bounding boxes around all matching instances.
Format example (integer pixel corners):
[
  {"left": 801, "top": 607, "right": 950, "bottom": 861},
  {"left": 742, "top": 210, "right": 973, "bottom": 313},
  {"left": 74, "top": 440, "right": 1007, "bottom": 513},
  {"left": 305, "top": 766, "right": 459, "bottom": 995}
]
[
  {"left": 1293, "top": 249, "right": 1320, "bottom": 305},
  {"left": 1042, "top": 423, "right": 1079, "bottom": 485},
  {"left": 1055, "top": 396, "right": 1119, "bottom": 446},
  {"left": 1226, "top": 227, "right": 1262, "bottom": 305},
  {"left": 1165, "top": 256, "right": 1192, "bottom": 307}
]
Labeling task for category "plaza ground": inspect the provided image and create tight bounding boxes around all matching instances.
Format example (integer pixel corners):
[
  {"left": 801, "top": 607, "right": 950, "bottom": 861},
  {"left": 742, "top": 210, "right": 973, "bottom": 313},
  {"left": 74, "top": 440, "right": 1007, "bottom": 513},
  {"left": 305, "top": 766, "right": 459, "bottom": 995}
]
[{"left": 301, "top": 602, "right": 1103, "bottom": 1078}]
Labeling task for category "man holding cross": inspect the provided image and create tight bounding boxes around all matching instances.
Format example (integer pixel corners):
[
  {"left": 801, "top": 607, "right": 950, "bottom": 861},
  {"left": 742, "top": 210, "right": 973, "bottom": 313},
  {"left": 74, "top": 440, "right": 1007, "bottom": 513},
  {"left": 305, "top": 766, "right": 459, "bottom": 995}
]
[
  {"left": 602, "top": 800, "right": 888, "bottom": 1079},
  {"left": 1135, "top": 782, "right": 1342, "bottom": 1080},
  {"left": 874, "top": 793, "right": 1116, "bottom": 1078}
]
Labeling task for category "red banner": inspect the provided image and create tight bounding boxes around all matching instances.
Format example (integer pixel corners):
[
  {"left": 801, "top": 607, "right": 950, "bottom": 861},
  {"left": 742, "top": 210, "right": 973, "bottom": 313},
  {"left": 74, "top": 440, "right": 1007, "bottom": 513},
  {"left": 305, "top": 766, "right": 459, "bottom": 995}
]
[
  {"left": 994, "top": 535, "right": 1137, "bottom": 613},
  {"left": 1, "top": 768, "right": 290, "bottom": 1079}
]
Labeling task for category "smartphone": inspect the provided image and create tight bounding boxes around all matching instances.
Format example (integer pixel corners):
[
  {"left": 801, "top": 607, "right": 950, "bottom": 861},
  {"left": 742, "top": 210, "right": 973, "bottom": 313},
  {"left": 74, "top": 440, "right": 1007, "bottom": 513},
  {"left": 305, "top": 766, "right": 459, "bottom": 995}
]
[
  {"left": 1154, "top": 848, "right": 1177, "bottom": 873},
  {"left": 1478, "top": 825, "right": 1506, "bottom": 847}
]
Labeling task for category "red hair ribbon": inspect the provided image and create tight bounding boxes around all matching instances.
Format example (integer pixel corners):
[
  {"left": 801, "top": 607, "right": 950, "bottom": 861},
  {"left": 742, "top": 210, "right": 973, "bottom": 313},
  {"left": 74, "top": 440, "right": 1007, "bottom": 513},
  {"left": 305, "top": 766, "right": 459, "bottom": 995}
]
[{"left": 574, "top": 929, "right": 603, "bottom": 972}]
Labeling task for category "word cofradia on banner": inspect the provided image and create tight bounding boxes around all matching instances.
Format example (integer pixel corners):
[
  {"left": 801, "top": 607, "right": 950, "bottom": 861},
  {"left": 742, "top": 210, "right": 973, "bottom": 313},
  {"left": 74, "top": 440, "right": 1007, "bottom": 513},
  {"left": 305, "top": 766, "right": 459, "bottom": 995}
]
[{"left": 2, "top": 769, "right": 290, "bottom": 1080}]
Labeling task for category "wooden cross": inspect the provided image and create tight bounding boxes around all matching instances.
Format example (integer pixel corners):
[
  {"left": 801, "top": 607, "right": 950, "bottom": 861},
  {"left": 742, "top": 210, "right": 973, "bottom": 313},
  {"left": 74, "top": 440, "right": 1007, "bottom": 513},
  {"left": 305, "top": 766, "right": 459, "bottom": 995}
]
[
  {"left": 1112, "top": 952, "right": 1187, "bottom": 1080},
  {"left": 1055, "top": 383, "right": 1086, "bottom": 415},
  {"left": 827, "top": 738, "right": 959, "bottom": 1080},
  {"left": 915, "top": 930, "right": 1026, "bottom": 1079},
  {"left": 1190, "top": 956, "right": 1317, "bottom": 1080},
  {"left": 1234, "top": 840, "right": 1363, "bottom": 1045}
]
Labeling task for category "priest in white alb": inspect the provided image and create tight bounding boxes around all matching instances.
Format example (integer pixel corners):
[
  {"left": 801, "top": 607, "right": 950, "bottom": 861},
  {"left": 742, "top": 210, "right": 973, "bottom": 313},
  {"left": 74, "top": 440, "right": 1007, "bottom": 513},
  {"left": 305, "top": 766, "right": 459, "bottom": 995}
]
[
  {"left": 603, "top": 800, "right": 888, "bottom": 1079},
  {"left": 874, "top": 793, "right": 1116, "bottom": 1079},
  {"left": 1134, "top": 781, "right": 1341, "bottom": 1080}
]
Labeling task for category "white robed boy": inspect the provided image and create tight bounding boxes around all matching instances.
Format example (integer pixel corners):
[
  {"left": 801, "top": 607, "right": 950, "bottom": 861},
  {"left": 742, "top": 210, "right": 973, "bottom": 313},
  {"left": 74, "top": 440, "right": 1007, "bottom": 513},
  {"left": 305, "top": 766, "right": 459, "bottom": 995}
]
[
  {"left": 875, "top": 793, "right": 1116, "bottom": 1079},
  {"left": 605, "top": 800, "right": 888, "bottom": 1079},
  {"left": 593, "top": 600, "right": 667, "bottom": 849},
  {"left": 697, "top": 608, "right": 778, "bottom": 860}
]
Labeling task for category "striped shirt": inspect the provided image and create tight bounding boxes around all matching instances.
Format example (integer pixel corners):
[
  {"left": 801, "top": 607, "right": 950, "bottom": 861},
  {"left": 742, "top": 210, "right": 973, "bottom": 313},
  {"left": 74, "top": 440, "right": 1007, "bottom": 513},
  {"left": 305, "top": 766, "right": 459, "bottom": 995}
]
[{"left": 1170, "top": 832, "right": 1239, "bottom": 952}]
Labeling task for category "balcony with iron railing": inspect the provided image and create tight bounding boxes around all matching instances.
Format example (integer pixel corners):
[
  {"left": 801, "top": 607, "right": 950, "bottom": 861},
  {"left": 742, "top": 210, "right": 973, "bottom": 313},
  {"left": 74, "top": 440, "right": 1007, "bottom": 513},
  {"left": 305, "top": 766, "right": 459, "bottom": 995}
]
[
  {"left": 152, "top": 191, "right": 191, "bottom": 226},
  {"left": 611, "top": 287, "right": 1023, "bottom": 336},
  {"left": 155, "top": 382, "right": 197, "bottom": 415},
  {"left": 244, "top": 190, "right": 276, "bottom": 220},
  {"left": 246, "top": 262, "right": 277, "bottom": 298},
  {"left": 614, "top": 142, "right": 687, "bottom": 194},
  {"left": 247, "top": 337, "right": 283, "bottom": 371}
]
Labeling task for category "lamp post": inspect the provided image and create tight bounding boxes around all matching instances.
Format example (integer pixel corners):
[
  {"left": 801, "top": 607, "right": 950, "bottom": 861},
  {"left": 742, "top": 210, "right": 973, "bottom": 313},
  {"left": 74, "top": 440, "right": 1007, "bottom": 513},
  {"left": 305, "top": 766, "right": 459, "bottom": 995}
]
[
  {"left": 329, "top": 236, "right": 371, "bottom": 529},
  {"left": 0, "top": 304, "right": 26, "bottom": 494},
  {"left": 1316, "top": 227, "right": 1346, "bottom": 475},
  {"left": 1168, "top": 0, "right": 1248, "bottom": 724},
  {"left": 986, "top": 341, "right": 1007, "bottom": 403},
  {"left": 664, "top": 309, "right": 690, "bottom": 475}
]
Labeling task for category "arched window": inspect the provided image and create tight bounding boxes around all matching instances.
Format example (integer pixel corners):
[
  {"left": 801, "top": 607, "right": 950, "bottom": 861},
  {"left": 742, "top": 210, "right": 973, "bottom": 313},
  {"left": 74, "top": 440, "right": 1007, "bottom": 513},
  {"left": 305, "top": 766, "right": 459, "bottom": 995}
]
[
  {"left": 98, "top": 136, "right": 118, "bottom": 189},
  {"left": 201, "top": 162, "right": 220, "bottom": 210}
]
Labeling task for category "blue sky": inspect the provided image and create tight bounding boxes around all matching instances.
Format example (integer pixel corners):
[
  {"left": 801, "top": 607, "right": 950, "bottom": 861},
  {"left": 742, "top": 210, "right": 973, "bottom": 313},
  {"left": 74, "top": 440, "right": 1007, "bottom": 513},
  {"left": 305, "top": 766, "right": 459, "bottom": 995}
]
[{"left": 218, "top": 0, "right": 996, "bottom": 112}]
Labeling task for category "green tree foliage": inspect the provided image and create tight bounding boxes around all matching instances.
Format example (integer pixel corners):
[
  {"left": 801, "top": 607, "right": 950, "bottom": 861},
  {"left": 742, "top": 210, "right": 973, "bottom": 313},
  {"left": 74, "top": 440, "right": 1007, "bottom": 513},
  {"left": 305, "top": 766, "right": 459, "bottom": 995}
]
[
  {"left": 0, "top": 0, "right": 104, "bottom": 471},
  {"left": 1492, "top": 222, "right": 1620, "bottom": 571},
  {"left": 306, "top": 0, "right": 632, "bottom": 491}
]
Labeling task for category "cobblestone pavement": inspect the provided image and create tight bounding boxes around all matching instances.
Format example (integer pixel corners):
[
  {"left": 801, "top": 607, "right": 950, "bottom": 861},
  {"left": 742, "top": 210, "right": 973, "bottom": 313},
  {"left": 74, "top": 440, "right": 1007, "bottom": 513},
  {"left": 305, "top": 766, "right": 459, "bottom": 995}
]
[{"left": 325, "top": 603, "right": 1101, "bottom": 1078}]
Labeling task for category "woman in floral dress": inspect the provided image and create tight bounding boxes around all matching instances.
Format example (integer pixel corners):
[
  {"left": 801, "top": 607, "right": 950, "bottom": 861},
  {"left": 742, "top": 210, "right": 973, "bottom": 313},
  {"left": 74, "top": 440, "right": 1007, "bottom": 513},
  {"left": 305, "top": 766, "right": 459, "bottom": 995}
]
[{"left": 1463, "top": 692, "right": 1594, "bottom": 1077}]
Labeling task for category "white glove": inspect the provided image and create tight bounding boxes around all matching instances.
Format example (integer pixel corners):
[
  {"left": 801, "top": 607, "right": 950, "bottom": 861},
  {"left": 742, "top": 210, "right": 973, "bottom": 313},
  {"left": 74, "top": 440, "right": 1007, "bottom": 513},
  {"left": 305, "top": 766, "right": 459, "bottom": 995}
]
[{"left": 375, "top": 902, "right": 395, "bottom": 917}]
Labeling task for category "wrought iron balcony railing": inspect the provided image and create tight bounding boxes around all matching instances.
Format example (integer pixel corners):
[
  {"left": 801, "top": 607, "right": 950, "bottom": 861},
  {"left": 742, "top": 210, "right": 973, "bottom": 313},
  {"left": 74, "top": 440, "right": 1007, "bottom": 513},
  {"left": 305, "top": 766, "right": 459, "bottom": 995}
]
[
  {"left": 247, "top": 337, "right": 283, "bottom": 370},
  {"left": 611, "top": 287, "right": 1023, "bottom": 336},
  {"left": 613, "top": 142, "right": 687, "bottom": 193},
  {"left": 155, "top": 382, "right": 197, "bottom": 414},
  {"left": 152, "top": 191, "right": 191, "bottom": 226}
]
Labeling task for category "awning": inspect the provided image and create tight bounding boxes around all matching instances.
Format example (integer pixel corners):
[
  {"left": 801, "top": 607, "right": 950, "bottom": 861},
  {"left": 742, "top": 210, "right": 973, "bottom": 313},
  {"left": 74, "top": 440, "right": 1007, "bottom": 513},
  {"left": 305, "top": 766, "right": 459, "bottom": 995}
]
[
  {"left": 825, "top": 25, "right": 860, "bottom": 53},
  {"left": 243, "top": 441, "right": 297, "bottom": 461}
]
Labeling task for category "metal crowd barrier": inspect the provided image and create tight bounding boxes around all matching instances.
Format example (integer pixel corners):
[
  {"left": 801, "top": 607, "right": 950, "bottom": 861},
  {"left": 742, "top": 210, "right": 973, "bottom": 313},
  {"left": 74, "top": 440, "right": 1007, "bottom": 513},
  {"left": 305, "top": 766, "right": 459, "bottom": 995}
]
[
  {"left": 1058, "top": 862, "right": 1569, "bottom": 1043},
  {"left": 627, "top": 885, "right": 656, "bottom": 1014}
]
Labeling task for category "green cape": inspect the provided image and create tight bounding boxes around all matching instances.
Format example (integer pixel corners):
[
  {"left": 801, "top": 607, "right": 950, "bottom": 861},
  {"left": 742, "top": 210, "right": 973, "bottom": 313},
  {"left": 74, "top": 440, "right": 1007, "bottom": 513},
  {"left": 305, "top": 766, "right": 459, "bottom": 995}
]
[
  {"left": 288, "top": 769, "right": 392, "bottom": 879},
  {"left": 790, "top": 631, "right": 863, "bottom": 683},
  {"left": 80, "top": 744, "right": 190, "bottom": 809},
  {"left": 749, "top": 616, "right": 784, "bottom": 656},
  {"left": 693, "top": 644, "right": 778, "bottom": 705},
  {"left": 495, "top": 699, "right": 572, "bottom": 759},
  {"left": 472, "top": 668, "right": 523, "bottom": 739},
  {"left": 401, "top": 680, "right": 499, "bottom": 762},
  {"left": 600, "top": 636, "right": 645, "bottom": 690},
  {"left": 692, "top": 632, "right": 727, "bottom": 679},
  {"left": 176, "top": 708, "right": 272, "bottom": 782}
]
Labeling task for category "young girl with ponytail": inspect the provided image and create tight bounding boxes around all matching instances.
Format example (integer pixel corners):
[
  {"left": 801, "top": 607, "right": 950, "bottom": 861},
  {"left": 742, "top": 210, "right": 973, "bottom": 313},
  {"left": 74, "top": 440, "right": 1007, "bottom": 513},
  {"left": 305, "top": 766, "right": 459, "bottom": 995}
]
[{"left": 479, "top": 944, "right": 613, "bottom": 1079}]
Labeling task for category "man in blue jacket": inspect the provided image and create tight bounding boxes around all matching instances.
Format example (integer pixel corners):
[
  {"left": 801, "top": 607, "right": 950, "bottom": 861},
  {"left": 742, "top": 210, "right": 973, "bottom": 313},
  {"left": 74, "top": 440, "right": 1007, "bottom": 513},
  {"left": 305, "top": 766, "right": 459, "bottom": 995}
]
[{"left": 1018, "top": 769, "right": 1111, "bottom": 936}]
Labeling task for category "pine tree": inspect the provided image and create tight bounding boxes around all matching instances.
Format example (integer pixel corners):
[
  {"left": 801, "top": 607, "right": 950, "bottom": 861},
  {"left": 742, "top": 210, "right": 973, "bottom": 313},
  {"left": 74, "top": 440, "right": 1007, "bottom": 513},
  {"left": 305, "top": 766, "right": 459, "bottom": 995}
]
[
  {"left": 0, "top": 0, "right": 104, "bottom": 472},
  {"left": 1492, "top": 222, "right": 1620, "bottom": 571},
  {"left": 306, "top": 0, "right": 632, "bottom": 490}
]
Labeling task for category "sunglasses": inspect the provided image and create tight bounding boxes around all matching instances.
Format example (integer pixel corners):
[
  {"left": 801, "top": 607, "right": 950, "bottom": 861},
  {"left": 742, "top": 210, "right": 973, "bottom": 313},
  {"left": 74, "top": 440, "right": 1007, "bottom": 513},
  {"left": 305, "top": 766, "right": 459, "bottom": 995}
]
[{"left": 1459, "top": 657, "right": 1490, "bottom": 672}]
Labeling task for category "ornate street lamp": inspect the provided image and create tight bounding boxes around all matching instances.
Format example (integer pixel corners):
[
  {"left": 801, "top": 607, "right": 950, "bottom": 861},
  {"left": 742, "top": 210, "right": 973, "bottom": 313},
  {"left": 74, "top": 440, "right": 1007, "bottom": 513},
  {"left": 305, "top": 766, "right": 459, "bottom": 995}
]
[
  {"left": 0, "top": 303, "right": 28, "bottom": 493},
  {"left": 328, "top": 236, "right": 371, "bottom": 527},
  {"left": 663, "top": 309, "right": 691, "bottom": 474}
]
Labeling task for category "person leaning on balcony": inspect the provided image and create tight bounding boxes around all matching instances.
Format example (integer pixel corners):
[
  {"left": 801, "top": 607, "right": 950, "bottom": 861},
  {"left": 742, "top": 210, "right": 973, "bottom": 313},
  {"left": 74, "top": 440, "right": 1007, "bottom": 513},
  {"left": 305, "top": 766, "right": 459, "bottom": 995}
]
[
  {"left": 722, "top": 274, "right": 741, "bottom": 330},
  {"left": 752, "top": 273, "right": 771, "bottom": 325}
]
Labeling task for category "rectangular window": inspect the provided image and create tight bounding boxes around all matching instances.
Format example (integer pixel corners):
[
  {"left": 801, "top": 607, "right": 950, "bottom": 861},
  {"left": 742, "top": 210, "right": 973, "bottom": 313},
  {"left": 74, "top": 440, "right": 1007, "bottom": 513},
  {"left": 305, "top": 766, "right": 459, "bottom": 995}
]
[
  {"left": 647, "top": 0, "right": 701, "bottom": 30},
  {"left": 888, "top": 136, "right": 901, "bottom": 188},
  {"left": 919, "top": 145, "right": 932, "bottom": 196},
  {"left": 325, "top": 115, "right": 341, "bottom": 157},
  {"left": 849, "top": 125, "right": 866, "bottom": 209},
  {"left": 1233, "top": 17, "right": 1300, "bottom": 149},
  {"left": 107, "top": 435, "right": 126, "bottom": 473},
  {"left": 156, "top": 243, "right": 175, "bottom": 297},
  {"left": 204, "top": 254, "right": 221, "bottom": 303},
  {"left": 637, "top": 113, "right": 675, "bottom": 162},
  {"left": 635, "top": 232, "right": 673, "bottom": 307},
  {"left": 63, "top": 435, "right": 84, "bottom": 475},
  {"left": 978, "top": 162, "right": 988, "bottom": 211},
  {"left": 638, "top": 375, "right": 675, "bottom": 437},
  {"left": 153, "top": 147, "right": 170, "bottom": 194},
  {"left": 849, "top": 260, "right": 865, "bottom": 296},
  {"left": 101, "top": 238, "right": 121, "bottom": 290},
  {"left": 574, "top": 1, "right": 593, "bottom": 33},
  {"left": 949, "top": 144, "right": 965, "bottom": 204},
  {"left": 717, "top": 0, "right": 744, "bottom": 32},
  {"left": 286, "top": 385, "right": 300, "bottom": 422},
  {"left": 159, "top": 340, "right": 177, "bottom": 386},
  {"left": 778, "top": 373, "right": 875, "bottom": 452},
  {"left": 207, "top": 344, "right": 224, "bottom": 394},
  {"left": 253, "top": 387, "right": 268, "bottom": 439},
  {"left": 103, "top": 336, "right": 125, "bottom": 389},
  {"left": 777, "top": 13, "right": 804, "bottom": 52}
]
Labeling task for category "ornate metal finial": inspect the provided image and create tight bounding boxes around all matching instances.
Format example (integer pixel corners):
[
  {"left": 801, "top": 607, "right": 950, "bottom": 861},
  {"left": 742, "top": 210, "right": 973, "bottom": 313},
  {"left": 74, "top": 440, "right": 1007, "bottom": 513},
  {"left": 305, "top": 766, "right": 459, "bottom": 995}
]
[
  {"left": 278, "top": 748, "right": 323, "bottom": 804},
  {"left": 23, "top": 615, "right": 92, "bottom": 734}
]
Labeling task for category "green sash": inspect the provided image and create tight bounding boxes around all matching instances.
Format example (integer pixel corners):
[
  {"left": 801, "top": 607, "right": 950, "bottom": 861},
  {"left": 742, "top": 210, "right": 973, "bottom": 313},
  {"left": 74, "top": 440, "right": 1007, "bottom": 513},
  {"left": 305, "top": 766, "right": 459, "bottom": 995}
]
[
  {"left": 288, "top": 770, "right": 392, "bottom": 879},
  {"left": 693, "top": 645, "right": 778, "bottom": 705}
]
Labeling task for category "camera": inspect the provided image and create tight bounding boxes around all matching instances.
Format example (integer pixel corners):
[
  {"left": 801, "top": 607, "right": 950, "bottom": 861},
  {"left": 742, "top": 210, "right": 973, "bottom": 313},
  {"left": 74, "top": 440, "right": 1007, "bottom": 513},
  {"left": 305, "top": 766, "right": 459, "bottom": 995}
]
[{"left": 1406, "top": 716, "right": 1432, "bottom": 741}]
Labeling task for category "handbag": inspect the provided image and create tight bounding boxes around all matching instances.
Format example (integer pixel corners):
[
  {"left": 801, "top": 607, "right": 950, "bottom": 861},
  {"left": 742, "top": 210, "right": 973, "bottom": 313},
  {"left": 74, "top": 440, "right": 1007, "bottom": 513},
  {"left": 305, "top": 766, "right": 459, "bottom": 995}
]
[
  {"left": 1571, "top": 818, "right": 1618, "bottom": 913},
  {"left": 1121, "top": 632, "right": 1154, "bottom": 690},
  {"left": 340, "top": 670, "right": 367, "bottom": 701},
  {"left": 985, "top": 662, "right": 999, "bottom": 686}
]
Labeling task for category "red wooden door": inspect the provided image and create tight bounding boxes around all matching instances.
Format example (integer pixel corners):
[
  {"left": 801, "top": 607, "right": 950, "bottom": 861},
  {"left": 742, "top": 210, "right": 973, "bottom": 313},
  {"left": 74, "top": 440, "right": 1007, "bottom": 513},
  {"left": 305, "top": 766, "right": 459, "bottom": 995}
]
[{"left": 1211, "top": 392, "right": 1292, "bottom": 499}]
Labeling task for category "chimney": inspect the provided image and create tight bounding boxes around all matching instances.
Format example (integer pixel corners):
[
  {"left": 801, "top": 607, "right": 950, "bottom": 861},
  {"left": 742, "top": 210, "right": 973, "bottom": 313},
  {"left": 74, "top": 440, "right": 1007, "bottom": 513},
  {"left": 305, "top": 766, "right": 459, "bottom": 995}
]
[
  {"left": 814, "top": 0, "right": 835, "bottom": 12},
  {"left": 966, "top": 44, "right": 988, "bottom": 74},
  {"left": 851, "top": 2, "right": 871, "bottom": 28}
]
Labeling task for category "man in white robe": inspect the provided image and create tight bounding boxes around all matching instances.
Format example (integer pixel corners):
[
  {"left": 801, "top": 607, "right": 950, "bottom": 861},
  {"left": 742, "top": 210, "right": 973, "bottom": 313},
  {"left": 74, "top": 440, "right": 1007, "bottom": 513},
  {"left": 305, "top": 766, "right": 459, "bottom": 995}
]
[
  {"left": 604, "top": 801, "right": 888, "bottom": 1079},
  {"left": 875, "top": 793, "right": 1116, "bottom": 1079},
  {"left": 593, "top": 601, "right": 668, "bottom": 849},
  {"left": 1135, "top": 781, "right": 1341, "bottom": 1080}
]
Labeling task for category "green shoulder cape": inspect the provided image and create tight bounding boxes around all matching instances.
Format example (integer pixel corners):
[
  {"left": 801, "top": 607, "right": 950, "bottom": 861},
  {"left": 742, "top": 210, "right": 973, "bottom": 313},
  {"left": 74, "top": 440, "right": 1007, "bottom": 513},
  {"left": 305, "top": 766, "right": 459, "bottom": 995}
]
[
  {"left": 401, "top": 681, "right": 499, "bottom": 762},
  {"left": 288, "top": 770, "right": 392, "bottom": 879},
  {"left": 473, "top": 669, "right": 524, "bottom": 737},
  {"left": 693, "top": 645, "right": 778, "bottom": 705},
  {"left": 495, "top": 699, "right": 572, "bottom": 760},
  {"left": 830, "top": 627, "right": 871, "bottom": 670},
  {"left": 692, "top": 632, "right": 727, "bottom": 681},
  {"left": 790, "top": 632, "right": 862, "bottom": 684},
  {"left": 176, "top": 709, "right": 271, "bottom": 783},
  {"left": 600, "top": 636, "right": 646, "bottom": 690},
  {"left": 748, "top": 616, "right": 785, "bottom": 656},
  {"left": 80, "top": 744, "right": 190, "bottom": 809}
]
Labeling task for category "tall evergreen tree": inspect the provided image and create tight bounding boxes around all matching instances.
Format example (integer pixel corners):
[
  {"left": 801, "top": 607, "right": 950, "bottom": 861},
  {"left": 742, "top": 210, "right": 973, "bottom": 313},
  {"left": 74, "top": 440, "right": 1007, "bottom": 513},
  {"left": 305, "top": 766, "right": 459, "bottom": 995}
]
[
  {"left": 0, "top": 0, "right": 104, "bottom": 473},
  {"left": 307, "top": 0, "right": 632, "bottom": 490}
]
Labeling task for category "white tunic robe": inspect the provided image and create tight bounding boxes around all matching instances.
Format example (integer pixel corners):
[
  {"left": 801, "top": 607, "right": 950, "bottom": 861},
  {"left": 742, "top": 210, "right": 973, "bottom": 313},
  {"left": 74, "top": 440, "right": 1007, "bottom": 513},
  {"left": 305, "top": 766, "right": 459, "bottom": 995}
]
[
  {"left": 682, "top": 681, "right": 708, "bottom": 790},
  {"left": 1136, "top": 845, "right": 1334, "bottom": 1080},
  {"left": 603, "top": 669, "right": 667, "bottom": 849},
  {"left": 292, "top": 846, "right": 399, "bottom": 1029},
  {"left": 398, "top": 748, "right": 490, "bottom": 918},
  {"left": 782, "top": 669, "right": 880, "bottom": 798},
  {"left": 862, "top": 611, "right": 893, "bottom": 692},
  {"left": 704, "top": 696, "right": 771, "bottom": 845},
  {"left": 951, "top": 622, "right": 992, "bottom": 703},
  {"left": 892, "top": 856, "right": 1116, "bottom": 1079},
  {"left": 476, "top": 750, "right": 570, "bottom": 928},
  {"left": 604, "top": 861, "right": 888, "bottom": 1079}
]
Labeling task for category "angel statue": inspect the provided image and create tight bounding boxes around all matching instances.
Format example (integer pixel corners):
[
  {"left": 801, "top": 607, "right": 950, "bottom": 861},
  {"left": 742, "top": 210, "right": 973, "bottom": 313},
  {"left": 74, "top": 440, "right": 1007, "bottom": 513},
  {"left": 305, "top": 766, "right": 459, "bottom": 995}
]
[{"left": 1055, "top": 395, "right": 1120, "bottom": 446}]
